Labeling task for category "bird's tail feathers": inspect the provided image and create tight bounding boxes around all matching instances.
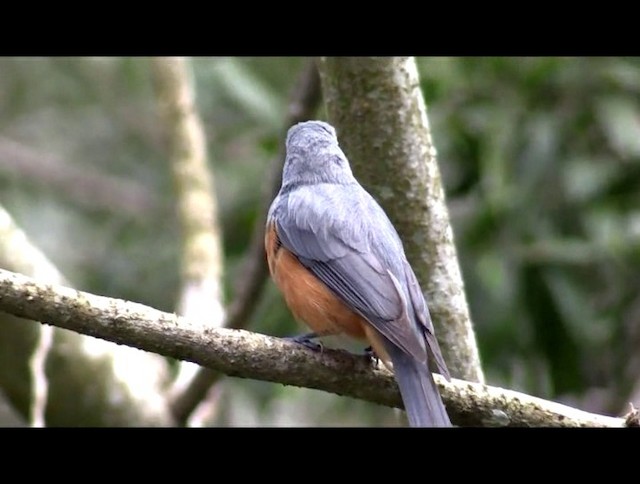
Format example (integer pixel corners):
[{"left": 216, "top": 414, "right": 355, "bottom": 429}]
[{"left": 387, "top": 343, "right": 451, "bottom": 427}]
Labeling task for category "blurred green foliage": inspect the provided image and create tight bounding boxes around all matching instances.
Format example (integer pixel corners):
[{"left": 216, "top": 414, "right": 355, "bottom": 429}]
[
  {"left": 1, "top": 57, "right": 639, "bottom": 425},
  {"left": 422, "top": 57, "right": 640, "bottom": 414}
]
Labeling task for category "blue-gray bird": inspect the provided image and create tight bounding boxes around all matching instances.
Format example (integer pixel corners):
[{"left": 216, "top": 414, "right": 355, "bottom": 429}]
[{"left": 265, "top": 120, "right": 451, "bottom": 427}]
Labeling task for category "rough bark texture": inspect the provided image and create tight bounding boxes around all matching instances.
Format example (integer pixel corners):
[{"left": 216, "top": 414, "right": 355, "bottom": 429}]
[
  {"left": 317, "top": 57, "right": 484, "bottom": 383},
  {"left": 0, "top": 268, "right": 627, "bottom": 427},
  {"left": 0, "top": 206, "right": 172, "bottom": 427}
]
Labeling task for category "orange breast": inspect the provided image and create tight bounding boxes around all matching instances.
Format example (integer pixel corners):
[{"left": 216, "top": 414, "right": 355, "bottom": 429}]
[{"left": 265, "top": 222, "right": 367, "bottom": 340}]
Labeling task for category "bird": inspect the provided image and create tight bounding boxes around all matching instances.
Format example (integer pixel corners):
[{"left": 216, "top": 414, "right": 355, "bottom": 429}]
[{"left": 265, "top": 120, "right": 451, "bottom": 427}]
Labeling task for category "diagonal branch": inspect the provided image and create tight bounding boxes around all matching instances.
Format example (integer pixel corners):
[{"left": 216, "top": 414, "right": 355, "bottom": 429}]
[
  {"left": 225, "top": 58, "right": 322, "bottom": 333},
  {"left": 0, "top": 268, "right": 628, "bottom": 427}
]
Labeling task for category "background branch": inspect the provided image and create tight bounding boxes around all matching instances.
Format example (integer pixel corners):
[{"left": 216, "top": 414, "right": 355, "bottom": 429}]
[
  {"left": 168, "top": 59, "right": 322, "bottom": 424},
  {"left": 151, "top": 57, "right": 227, "bottom": 425},
  {"left": 317, "top": 57, "right": 484, "bottom": 383},
  {"left": 151, "top": 57, "right": 225, "bottom": 324},
  {"left": 0, "top": 268, "right": 627, "bottom": 427},
  {"left": 0, "top": 205, "right": 59, "bottom": 427},
  {"left": 0, "top": 206, "right": 173, "bottom": 426}
]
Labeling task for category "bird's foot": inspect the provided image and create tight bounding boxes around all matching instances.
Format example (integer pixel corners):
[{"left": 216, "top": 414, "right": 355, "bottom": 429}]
[
  {"left": 285, "top": 332, "right": 323, "bottom": 352},
  {"left": 363, "top": 346, "right": 380, "bottom": 368}
]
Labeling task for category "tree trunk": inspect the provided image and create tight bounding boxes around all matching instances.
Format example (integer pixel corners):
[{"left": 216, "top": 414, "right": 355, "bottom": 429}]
[{"left": 317, "top": 57, "right": 484, "bottom": 383}]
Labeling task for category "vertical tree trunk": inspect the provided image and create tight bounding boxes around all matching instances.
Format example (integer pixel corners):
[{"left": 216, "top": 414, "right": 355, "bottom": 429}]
[{"left": 317, "top": 57, "right": 484, "bottom": 383}]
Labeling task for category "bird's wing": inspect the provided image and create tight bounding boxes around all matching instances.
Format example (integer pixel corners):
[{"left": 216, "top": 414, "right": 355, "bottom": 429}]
[
  {"left": 402, "top": 259, "right": 450, "bottom": 379},
  {"left": 274, "top": 184, "right": 443, "bottom": 369}
]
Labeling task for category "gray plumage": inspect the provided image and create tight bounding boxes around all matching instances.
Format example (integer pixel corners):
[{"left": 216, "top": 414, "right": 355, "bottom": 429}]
[{"left": 269, "top": 120, "right": 451, "bottom": 427}]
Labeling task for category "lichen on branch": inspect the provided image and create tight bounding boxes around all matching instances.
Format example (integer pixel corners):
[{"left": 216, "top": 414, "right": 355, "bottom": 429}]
[{"left": 0, "top": 268, "right": 627, "bottom": 427}]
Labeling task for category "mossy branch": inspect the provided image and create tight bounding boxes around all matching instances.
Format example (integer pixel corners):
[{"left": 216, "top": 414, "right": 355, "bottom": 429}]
[{"left": 0, "top": 268, "right": 628, "bottom": 428}]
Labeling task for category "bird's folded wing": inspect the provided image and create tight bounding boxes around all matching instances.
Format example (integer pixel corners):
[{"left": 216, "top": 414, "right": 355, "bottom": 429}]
[{"left": 275, "top": 190, "right": 429, "bottom": 364}]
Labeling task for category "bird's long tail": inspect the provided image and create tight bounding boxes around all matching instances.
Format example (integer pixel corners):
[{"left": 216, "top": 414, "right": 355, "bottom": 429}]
[{"left": 386, "top": 343, "right": 452, "bottom": 427}]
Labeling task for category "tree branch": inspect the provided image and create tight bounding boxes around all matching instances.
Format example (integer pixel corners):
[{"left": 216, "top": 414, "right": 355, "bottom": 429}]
[
  {"left": 0, "top": 208, "right": 172, "bottom": 426},
  {"left": 0, "top": 205, "right": 59, "bottom": 427},
  {"left": 317, "top": 57, "right": 484, "bottom": 383},
  {"left": 151, "top": 57, "right": 227, "bottom": 425},
  {"left": 0, "top": 268, "right": 627, "bottom": 427},
  {"left": 151, "top": 57, "right": 225, "bottom": 323},
  {"left": 225, "top": 58, "right": 322, "bottom": 333}
]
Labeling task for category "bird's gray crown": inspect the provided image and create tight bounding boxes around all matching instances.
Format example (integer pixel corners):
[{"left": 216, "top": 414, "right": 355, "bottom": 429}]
[{"left": 282, "top": 120, "right": 353, "bottom": 188}]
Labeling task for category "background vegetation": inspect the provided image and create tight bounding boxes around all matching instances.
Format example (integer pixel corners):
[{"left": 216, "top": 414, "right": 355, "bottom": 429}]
[{"left": 1, "top": 57, "right": 638, "bottom": 425}]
